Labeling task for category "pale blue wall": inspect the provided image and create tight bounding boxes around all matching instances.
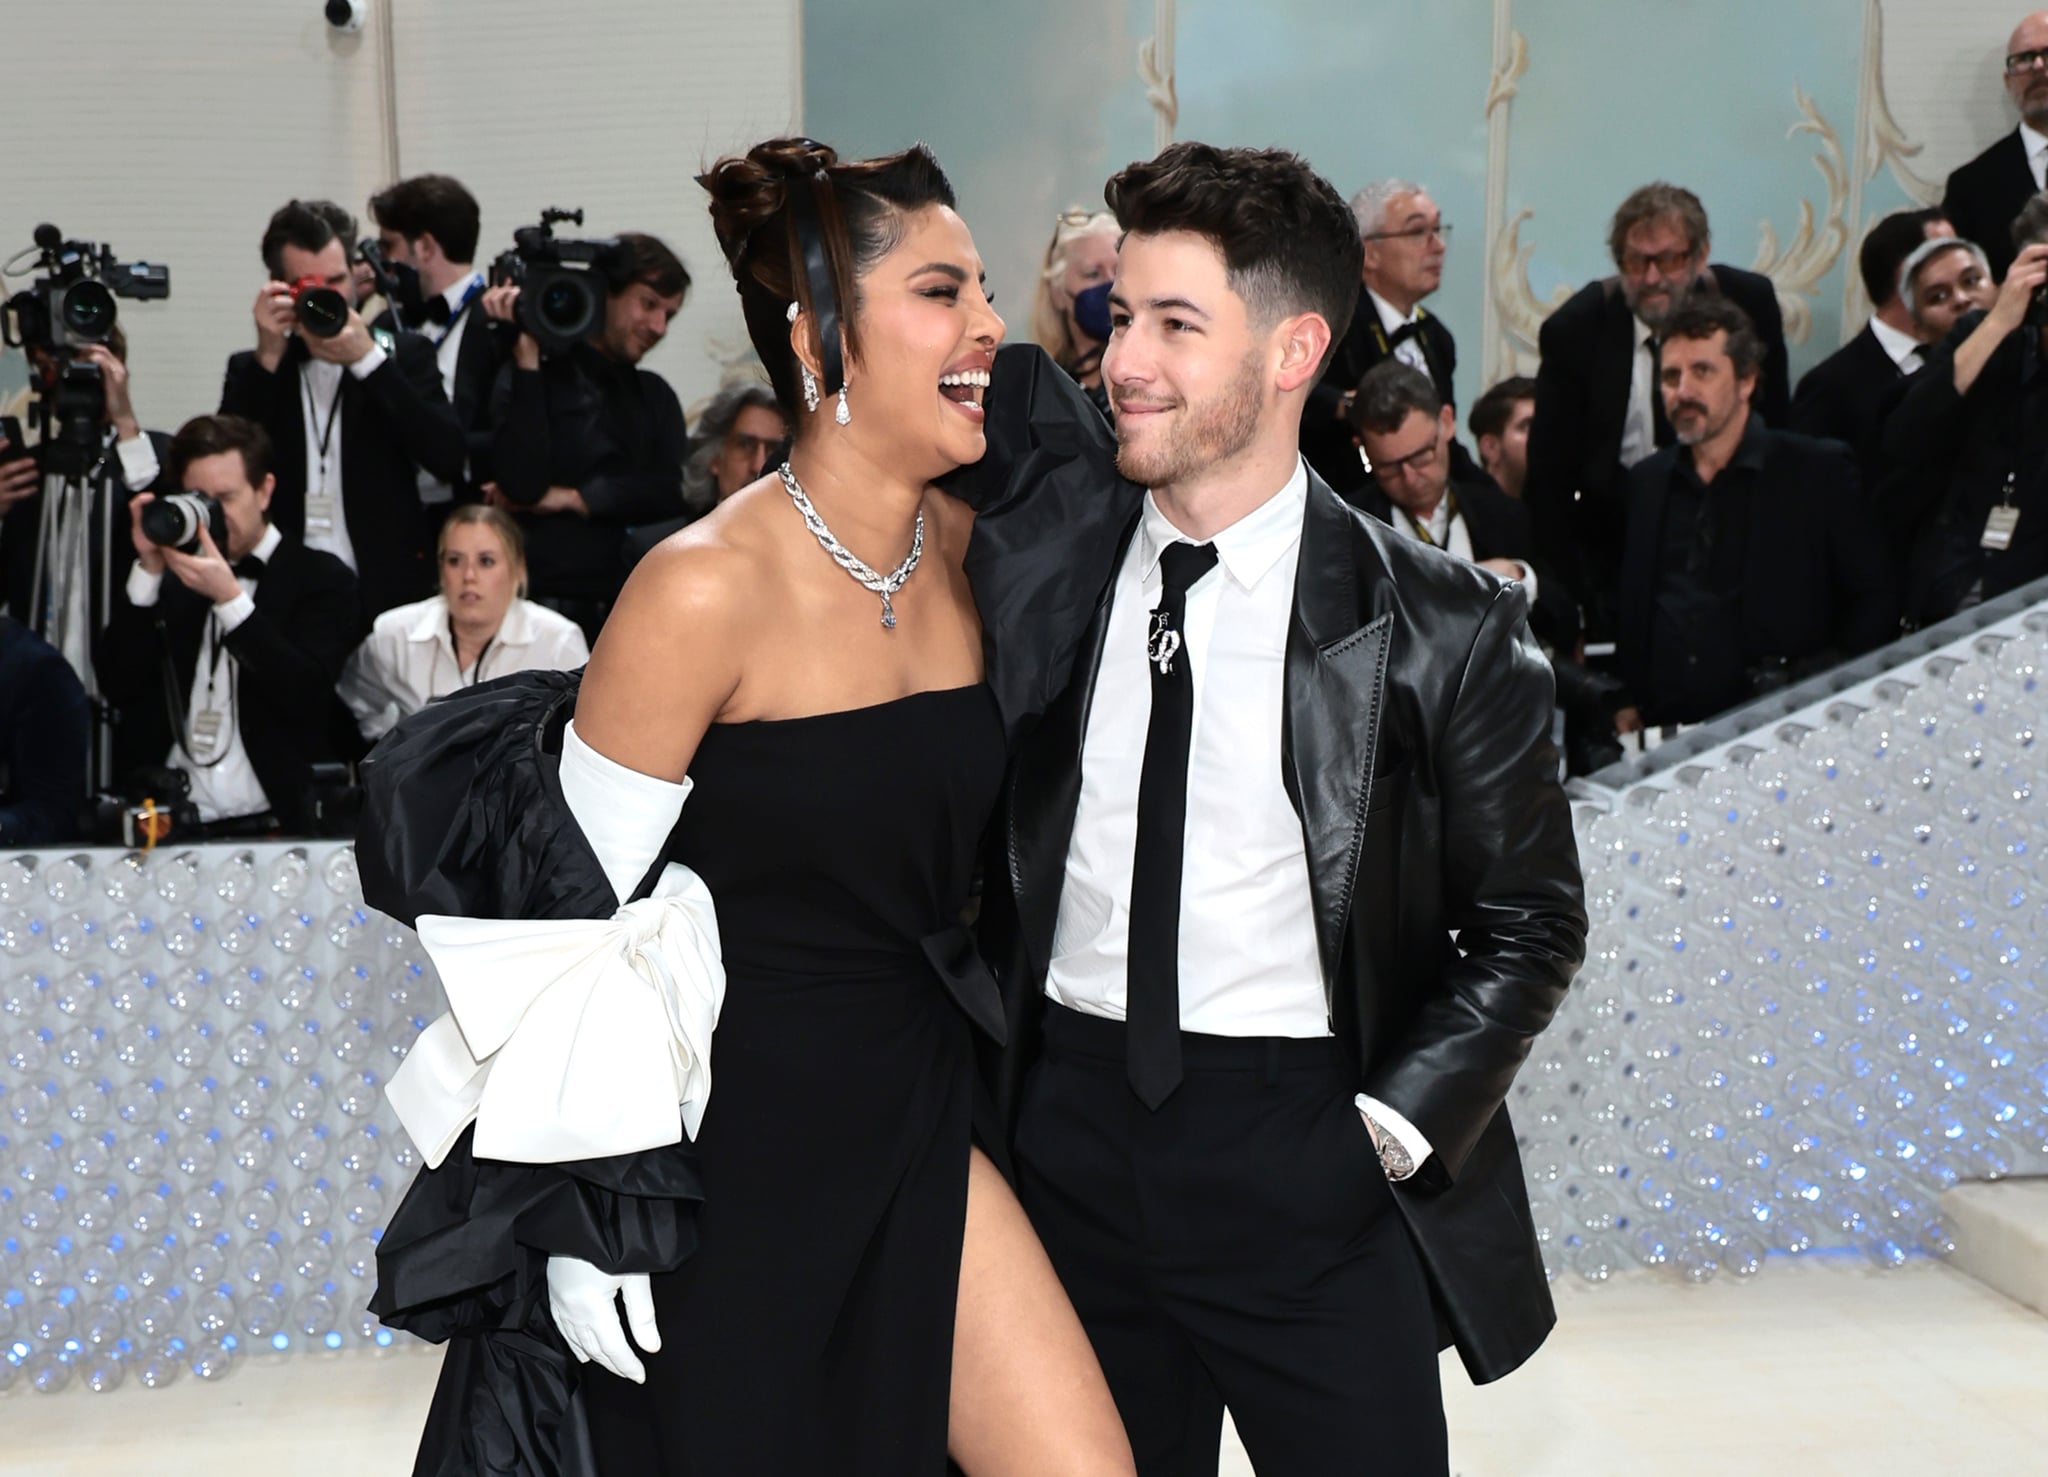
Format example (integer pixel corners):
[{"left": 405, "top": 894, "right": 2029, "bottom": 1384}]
[{"left": 805, "top": 0, "right": 1919, "bottom": 417}]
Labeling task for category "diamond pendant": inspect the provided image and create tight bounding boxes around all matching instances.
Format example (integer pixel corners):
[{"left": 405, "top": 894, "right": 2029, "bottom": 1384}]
[{"left": 881, "top": 593, "right": 897, "bottom": 630}]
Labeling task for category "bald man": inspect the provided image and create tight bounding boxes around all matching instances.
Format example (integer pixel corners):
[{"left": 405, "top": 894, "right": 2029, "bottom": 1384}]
[{"left": 1943, "top": 10, "right": 2048, "bottom": 279}]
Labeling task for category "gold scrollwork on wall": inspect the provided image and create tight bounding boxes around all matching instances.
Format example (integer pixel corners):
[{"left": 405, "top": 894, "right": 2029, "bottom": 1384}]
[{"left": 1750, "top": 88, "right": 1852, "bottom": 346}]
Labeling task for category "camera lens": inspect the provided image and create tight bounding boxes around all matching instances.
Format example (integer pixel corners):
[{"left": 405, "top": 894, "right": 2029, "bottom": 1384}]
[
  {"left": 536, "top": 276, "right": 597, "bottom": 340},
  {"left": 61, "top": 281, "right": 117, "bottom": 341},
  {"left": 295, "top": 286, "right": 351, "bottom": 339},
  {"left": 139, "top": 494, "right": 207, "bottom": 551}
]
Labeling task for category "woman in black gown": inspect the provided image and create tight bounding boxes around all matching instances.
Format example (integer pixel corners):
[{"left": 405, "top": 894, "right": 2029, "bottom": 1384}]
[{"left": 366, "top": 140, "right": 1139, "bottom": 1474}]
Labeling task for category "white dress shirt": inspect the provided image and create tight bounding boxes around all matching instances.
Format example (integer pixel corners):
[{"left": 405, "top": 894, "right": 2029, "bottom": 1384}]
[
  {"left": 1619, "top": 314, "right": 1658, "bottom": 469},
  {"left": 2023, "top": 121, "right": 2048, "bottom": 192},
  {"left": 418, "top": 271, "right": 486, "bottom": 507},
  {"left": 1367, "top": 288, "right": 1431, "bottom": 377},
  {"left": 1048, "top": 458, "right": 1432, "bottom": 1169},
  {"left": 123, "top": 521, "right": 284, "bottom": 822},
  {"left": 1867, "top": 314, "right": 1924, "bottom": 376},
  {"left": 1389, "top": 494, "right": 1540, "bottom": 606},
  {"left": 298, "top": 344, "right": 389, "bottom": 573},
  {"left": 338, "top": 592, "right": 590, "bottom": 741}
]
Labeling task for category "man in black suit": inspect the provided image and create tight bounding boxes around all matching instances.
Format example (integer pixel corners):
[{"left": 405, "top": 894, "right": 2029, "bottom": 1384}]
[
  {"left": 990, "top": 143, "right": 1585, "bottom": 1477},
  {"left": 220, "top": 199, "right": 465, "bottom": 622},
  {"left": 1303, "top": 179, "right": 1469, "bottom": 494},
  {"left": 1618, "top": 296, "right": 1896, "bottom": 731},
  {"left": 368, "top": 174, "right": 512, "bottom": 502},
  {"left": 1880, "top": 209, "right": 2048, "bottom": 624},
  {"left": 1791, "top": 207, "right": 1950, "bottom": 473},
  {"left": 98, "top": 415, "right": 358, "bottom": 836},
  {"left": 1941, "top": 12, "right": 2048, "bottom": 281},
  {"left": 0, "top": 614, "right": 89, "bottom": 846},
  {"left": 1524, "top": 182, "right": 1791, "bottom": 646},
  {"left": 483, "top": 232, "right": 690, "bottom": 641},
  {"left": 1468, "top": 374, "right": 1536, "bottom": 499}
]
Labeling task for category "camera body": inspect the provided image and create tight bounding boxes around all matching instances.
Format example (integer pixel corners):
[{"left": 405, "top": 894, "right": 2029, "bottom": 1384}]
[
  {"left": 3, "top": 224, "right": 169, "bottom": 354},
  {"left": 489, "top": 208, "right": 620, "bottom": 355},
  {"left": 288, "top": 275, "right": 352, "bottom": 339},
  {"left": 139, "top": 491, "right": 230, "bottom": 556}
]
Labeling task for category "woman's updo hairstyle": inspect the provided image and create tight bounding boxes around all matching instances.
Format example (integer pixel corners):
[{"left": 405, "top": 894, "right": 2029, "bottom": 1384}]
[{"left": 699, "top": 137, "right": 957, "bottom": 418}]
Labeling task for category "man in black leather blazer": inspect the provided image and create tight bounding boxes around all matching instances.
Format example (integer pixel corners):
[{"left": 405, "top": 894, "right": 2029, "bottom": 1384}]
[
  {"left": 1524, "top": 183, "right": 1790, "bottom": 644},
  {"left": 982, "top": 144, "right": 1586, "bottom": 1477}
]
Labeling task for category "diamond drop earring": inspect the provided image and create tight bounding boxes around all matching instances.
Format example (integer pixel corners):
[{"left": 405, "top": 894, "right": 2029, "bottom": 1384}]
[
  {"left": 835, "top": 384, "right": 851, "bottom": 426},
  {"left": 801, "top": 365, "right": 820, "bottom": 414}
]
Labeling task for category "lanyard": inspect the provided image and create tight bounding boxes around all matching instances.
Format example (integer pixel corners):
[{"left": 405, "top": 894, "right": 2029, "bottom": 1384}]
[
  {"left": 301, "top": 366, "right": 344, "bottom": 485},
  {"left": 448, "top": 615, "right": 494, "bottom": 686},
  {"left": 1402, "top": 488, "right": 1459, "bottom": 548}
]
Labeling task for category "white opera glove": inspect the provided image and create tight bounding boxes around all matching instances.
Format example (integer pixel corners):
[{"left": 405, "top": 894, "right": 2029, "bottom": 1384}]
[{"left": 546, "top": 1256, "right": 661, "bottom": 1384}]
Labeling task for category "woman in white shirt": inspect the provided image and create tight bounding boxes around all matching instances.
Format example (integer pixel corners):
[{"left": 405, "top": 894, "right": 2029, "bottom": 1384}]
[{"left": 340, "top": 504, "right": 589, "bottom": 740}]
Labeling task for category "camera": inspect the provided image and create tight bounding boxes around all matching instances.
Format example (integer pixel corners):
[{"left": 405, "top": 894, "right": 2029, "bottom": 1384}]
[
  {"left": 2028, "top": 281, "right": 2048, "bottom": 330},
  {"left": 288, "top": 275, "right": 352, "bottom": 338},
  {"left": 140, "top": 492, "right": 229, "bottom": 555},
  {"left": 3, "top": 223, "right": 169, "bottom": 354},
  {"left": 356, "top": 236, "right": 423, "bottom": 322},
  {"left": 489, "top": 208, "right": 620, "bottom": 355}
]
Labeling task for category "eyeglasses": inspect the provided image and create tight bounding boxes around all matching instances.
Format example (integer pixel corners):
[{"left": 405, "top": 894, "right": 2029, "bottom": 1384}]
[
  {"left": 1363, "top": 223, "right": 1452, "bottom": 245},
  {"left": 2005, "top": 47, "right": 2048, "bottom": 74},
  {"left": 1362, "top": 435, "right": 1442, "bottom": 481},
  {"left": 1621, "top": 247, "right": 1698, "bottom": 277}
]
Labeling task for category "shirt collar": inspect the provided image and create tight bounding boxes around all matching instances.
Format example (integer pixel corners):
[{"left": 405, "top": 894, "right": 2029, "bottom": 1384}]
[
  {"left": 409, "top": 591, "right": 536, "bottom": 647},
  {"left": 1635, "top": 315, "right": 1656, "bottom": 350},
  {"left": 1139, "top": 458, "right": 1307, "bottom": 593},
  {"left": 441, "top": 270, "right": 486, "bottom": 312},
  {"left": 2022, "top": 121, "right": 2048, "bottom": 160},
  {"left": 252, "top": 522, "right": 284, "bottom": 564},
  {"left": 1367, "top": 288, "right": 1423, "bottom": 338},
  {"left": 1867, "top": 314, "right": 1924, "bottom": 369}
]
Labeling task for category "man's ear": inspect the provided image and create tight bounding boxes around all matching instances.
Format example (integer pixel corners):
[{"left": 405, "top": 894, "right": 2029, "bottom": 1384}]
[{"left": 1274, "top": 311, "right": 1332, "bottom": 395}]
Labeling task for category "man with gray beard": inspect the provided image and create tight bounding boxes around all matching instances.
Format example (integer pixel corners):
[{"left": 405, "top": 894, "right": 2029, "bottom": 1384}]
[
  {"left": 1942, "top": 10, "right": 2048, "bottom": 281},
  {"left": 1522, "top": 182, "right": 1789, "bottom": 646},
  {"left": 1613, "top": 295, "right": 1893, "bottom": 732}
]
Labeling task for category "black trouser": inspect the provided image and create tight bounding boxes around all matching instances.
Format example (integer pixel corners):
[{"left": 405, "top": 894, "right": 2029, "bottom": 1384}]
[{"left": 1015, "top": 1003, "right": 1448, "bottom": 1477}]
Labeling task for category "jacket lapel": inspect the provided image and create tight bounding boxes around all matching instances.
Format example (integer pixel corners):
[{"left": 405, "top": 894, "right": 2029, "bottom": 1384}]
[
  {"left": 1009, "top": 512, "right": 1140, "bottom": 978},
  {"left": 1282, "top": 476, "right": 1392, "bottom": 995}
]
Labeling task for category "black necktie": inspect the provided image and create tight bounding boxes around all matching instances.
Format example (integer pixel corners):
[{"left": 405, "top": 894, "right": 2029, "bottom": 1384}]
[
  {"left": 1649, "top": 337, "right": 1674, "bottom": 447},
  {"left": 232, "top": 554, "right": 266, "bottom": 581},
  {"left": 1127, "top": 538, "right": 1220, "bottom": 1109}
]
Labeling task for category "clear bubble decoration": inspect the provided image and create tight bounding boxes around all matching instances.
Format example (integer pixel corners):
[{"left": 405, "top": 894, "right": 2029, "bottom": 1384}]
[
  {"left": 1533, "top": 608, "right": 2048, "bottom": 1287},
  {"left": 0, "top": 840, "right": 442, "bottom": 1391}
]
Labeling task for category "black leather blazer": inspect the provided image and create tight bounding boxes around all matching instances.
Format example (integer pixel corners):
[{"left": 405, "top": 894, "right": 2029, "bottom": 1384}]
[{"left": 983, "top": 364, "right": 1589, "bottom": 1384}]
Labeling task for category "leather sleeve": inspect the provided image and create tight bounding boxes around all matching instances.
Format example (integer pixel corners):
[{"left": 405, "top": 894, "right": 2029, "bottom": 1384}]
[{"left": 1362, "top": 583, "right": 1587, "bottom": 1178}]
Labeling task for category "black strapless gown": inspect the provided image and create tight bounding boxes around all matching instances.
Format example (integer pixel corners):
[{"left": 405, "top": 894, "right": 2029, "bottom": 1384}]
[{"left": 580, "top": 685, "right": 1005, "bottom": 1474}]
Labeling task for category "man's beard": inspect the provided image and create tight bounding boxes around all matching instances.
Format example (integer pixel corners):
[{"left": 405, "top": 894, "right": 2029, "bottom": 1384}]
[
  {"left": 1112, "top": 349, "right": 1264, "bottom": 490},
  {"left": 1672, "top": 398, "right": 1735, "bottom": 447},
  {"left": 1627, "top": 279, "right": 1692, "bottom": 331}
]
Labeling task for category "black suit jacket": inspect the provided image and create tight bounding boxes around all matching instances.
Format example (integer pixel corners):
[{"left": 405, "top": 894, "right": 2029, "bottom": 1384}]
[
  {"left": 371, "top": 303, "right": 515, "bottom": 491},
  {"left": 1790, "top": 323, "right": 1913, "bottom": 477},
  {"left": 1616, "top": 422, "right": 1898, "bottom": 717},
  {"left": 985, "top": 404, "right": 1587, "bottom": 1381},
  {"left": 1305, "top": 298, "right": 1462, "bottom": 488},
  {"left": 1942, "top": 130, "right": 2037, "bottom": 280},
  {"left": 1, "top": 427, "right": 173, "bottom": 625},
  {"left": 220, "top": 334, "right": 465, "bottom": 621},
  {"left": 1524, "top": 263, "right": 1791, "bottom": 640},
  {"left": 96, "top": 535, "right": 360, "bottom": 831},
  {"left": 1352, "top": 476, "right": 1578, "bottom": 653}
]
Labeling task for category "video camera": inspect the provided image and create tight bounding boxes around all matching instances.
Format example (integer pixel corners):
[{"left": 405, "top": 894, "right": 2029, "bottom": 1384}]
[
  {"left": 489, "top": 208, "right": 619, "bottom": 355},
  {"left": 2, "top": 225, "right": 170, "bottom": 479},
  {"left": 3, "top": 223, "right": 169, "bottom": 353}
]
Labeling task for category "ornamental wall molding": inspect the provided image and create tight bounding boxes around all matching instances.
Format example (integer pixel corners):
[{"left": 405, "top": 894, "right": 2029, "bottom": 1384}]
[{"left": 1139, "top": 0, "right": 1178, "bottom": 153}]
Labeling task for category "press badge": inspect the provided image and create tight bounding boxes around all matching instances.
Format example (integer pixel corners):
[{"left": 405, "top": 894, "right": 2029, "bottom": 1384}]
[
  {"left": 190, "top": 708, "right": 226, "bottom": 757},
  {"left": 1982, "top": 504, "right": 2021, "bottom": 551},
  {"left": 305, "top": 490, "right": 339, "bottom": 537}
]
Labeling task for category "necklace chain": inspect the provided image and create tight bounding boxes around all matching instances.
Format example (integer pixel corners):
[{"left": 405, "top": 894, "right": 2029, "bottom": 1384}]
[{"left": 777, "top": 461, "right": 923, "bottom": 629}]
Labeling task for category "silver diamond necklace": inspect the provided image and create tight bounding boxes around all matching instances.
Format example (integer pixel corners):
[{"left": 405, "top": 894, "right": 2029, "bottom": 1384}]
[{"left": 777, "top": 461, "right": 924, "bottom": 629}]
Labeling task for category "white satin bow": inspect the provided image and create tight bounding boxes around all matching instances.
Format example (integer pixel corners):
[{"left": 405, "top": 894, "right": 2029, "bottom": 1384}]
[{"left": 387, "top": 862, "right": 725, "bottom": 1169}]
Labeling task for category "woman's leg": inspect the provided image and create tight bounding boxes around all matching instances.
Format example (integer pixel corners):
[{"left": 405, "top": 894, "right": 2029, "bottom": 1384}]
[{"left": 949, "top": 1147, "right": 1136, "bottom": 1476}]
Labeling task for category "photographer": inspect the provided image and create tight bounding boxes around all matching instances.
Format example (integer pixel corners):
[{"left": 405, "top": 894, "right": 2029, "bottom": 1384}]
[
  {"left": 0, "top": 327, "right": 172, "bottom": 668},
  {"left": 367, "top": 174, "right": 511, "bottom": 501},
  {"left": 1881, "top": 196, "right": 2048, "bottom": 623},
  {"left": 484, "top": 231, "right": 690, "bottom": 639},
  {"left": 220, "top": 199, "right": 465, "bottom": 621},
  {"left": 0, "top": 614, "right": 89, "bottom": 846},
  {"left": 97, "top": 414, "right": 358, "bottom": 835}
]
